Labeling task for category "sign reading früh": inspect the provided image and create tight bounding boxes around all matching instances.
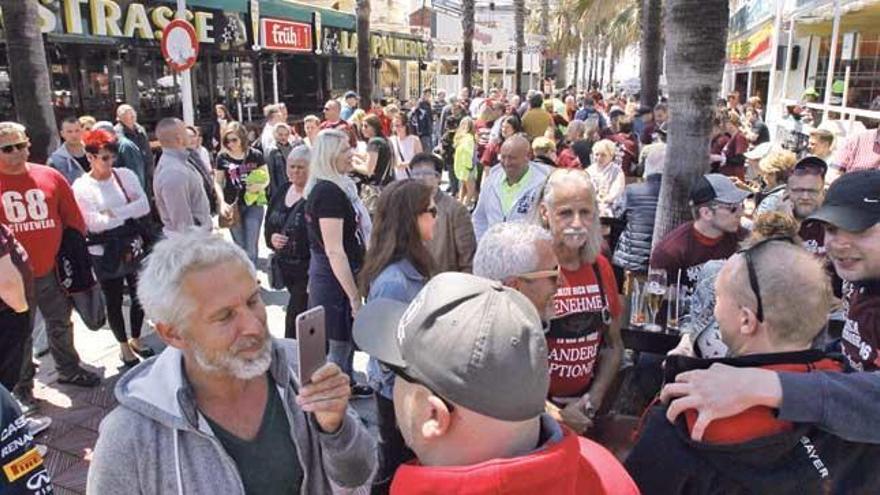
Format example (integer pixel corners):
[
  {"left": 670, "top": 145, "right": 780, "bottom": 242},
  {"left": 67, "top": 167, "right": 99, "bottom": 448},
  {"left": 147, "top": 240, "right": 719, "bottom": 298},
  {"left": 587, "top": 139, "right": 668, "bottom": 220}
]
[{"left": 261, "top": 18, "right": 312, "bottom": 53}]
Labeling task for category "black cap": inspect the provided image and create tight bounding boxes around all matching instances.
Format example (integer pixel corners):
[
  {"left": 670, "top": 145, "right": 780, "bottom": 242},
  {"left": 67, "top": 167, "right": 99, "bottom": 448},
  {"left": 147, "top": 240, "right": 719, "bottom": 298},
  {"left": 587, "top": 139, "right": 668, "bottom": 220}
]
[
  {"left": 794, "top": 156, "right": 828, "bottom": 177},
  {"left": 808, "top": 170, "right": 880, "bottom": 232}
]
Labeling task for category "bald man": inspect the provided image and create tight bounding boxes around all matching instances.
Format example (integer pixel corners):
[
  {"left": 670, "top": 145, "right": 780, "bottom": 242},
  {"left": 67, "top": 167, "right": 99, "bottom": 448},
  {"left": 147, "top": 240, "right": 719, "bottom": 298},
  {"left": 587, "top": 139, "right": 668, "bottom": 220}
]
[
  {"left": 153, "top": 118, "right": 211, "bottom": 234},
  {"left": 626, "top": 240, "right": 880, "bottom": 494},
  {"left": 472, "top": 134, "right": 551, "bottom": 240}
]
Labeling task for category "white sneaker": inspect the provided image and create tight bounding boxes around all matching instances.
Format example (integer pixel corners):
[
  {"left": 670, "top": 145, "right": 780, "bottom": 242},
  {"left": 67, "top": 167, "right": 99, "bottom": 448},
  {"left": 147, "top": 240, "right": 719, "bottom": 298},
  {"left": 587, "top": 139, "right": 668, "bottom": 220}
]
[{"left": 27, "top": 416, "right": 52, "bottom": 436}]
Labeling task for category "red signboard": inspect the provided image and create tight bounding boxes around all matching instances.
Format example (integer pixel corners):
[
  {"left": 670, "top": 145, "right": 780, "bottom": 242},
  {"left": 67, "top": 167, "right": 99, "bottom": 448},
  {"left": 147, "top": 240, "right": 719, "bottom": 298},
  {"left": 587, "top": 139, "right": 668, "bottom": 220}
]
[
  {"left": 261, "top": 18, "right": 313, "bottom": 53},
  {"left": 161, "top": 19, "right": 199, "bottom": 73}
]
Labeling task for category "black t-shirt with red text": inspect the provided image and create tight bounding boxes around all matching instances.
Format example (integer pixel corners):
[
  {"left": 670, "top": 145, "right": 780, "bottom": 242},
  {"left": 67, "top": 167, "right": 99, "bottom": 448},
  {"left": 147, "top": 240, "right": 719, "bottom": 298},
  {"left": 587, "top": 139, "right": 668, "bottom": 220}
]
[
  {"left": 1, "top": 386, "right": 53, "bottom": 494},
  {"left": 840, "top": 281, "right": 880, "bottom": 371},
  {"left": 547, "top": 255, "right": 622, "bottom": 402}
]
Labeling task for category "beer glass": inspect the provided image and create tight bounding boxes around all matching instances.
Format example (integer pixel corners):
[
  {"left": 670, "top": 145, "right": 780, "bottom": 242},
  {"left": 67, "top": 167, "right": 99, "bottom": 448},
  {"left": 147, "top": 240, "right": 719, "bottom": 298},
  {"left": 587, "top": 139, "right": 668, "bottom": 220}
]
[{"left": 644, "top": 268, "right": 667, "bottom": 332}]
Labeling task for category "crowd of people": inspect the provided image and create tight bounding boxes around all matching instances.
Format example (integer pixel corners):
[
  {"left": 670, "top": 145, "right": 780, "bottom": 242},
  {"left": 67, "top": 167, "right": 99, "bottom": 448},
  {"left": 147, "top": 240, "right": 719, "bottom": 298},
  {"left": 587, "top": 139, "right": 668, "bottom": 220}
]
[{"left": 0, "top": 81, "right": 878, "bottom": 494}]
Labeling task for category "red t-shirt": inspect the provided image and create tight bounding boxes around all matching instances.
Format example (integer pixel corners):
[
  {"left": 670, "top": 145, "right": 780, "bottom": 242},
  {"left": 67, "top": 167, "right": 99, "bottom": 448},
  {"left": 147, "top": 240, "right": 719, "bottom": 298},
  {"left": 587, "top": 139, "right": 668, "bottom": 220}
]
[
  {"left": 557, "top": 148, "right": 582, "bottom": 169},
  {"left": 0, "top": 164, "right": 85, "bottom": 277},
  {"left": 0, "top": 224, "right": 32, "bottom": 312},
  {"left": 650, "top": 222, "right": 744, "bottom": 295},
  {"left": 547, "top": 255, "right": 622, "bottom": 400},
  {"left": 319, "top": 119, "right": 357, "bottom": 147},
  {"left": 840, "top": 281, "right": 880, "bottom": 371}
]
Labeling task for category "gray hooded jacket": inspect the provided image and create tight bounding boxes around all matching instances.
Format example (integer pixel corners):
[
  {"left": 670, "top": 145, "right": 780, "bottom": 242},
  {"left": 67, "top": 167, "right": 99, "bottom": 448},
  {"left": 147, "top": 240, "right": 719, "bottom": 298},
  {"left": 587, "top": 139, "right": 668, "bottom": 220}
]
[
  {"left": 86, "top": 339, "right": 376, "bottom": 495},
  {"left": 48, "top": 143, "right": 86, "bottom": 184}
]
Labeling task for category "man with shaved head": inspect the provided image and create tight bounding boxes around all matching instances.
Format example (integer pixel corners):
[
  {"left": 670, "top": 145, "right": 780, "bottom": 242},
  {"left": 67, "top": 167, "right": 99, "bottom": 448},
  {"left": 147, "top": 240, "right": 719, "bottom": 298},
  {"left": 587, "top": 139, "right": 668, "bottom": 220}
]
[
  {"left": 626, "top": 239, "right": 880, "bottom": 494},
  {"left": 320, "top": 99, "right": 357, "bottom": 146},
  {"left": 153, "top": 117, "right": 211, "bottom": 235},
  {"left": 472, "top": 134, "right": 551, "bottom": 240}
]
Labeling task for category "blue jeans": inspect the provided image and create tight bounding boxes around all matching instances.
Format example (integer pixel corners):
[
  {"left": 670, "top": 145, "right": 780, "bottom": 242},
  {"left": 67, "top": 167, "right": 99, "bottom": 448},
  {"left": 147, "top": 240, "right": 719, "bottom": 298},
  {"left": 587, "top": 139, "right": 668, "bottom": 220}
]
[
  {"left": 308, "top": 252, "right": 358, "bottom": 379},
  {"left": 230, "top": 203, "right": 264, "bottom": 265}
]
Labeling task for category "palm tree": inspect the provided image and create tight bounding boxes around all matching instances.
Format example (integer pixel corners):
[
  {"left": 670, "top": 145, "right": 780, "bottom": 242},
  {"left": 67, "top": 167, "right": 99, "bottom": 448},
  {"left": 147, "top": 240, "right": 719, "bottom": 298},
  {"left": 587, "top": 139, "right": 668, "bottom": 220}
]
[
  {"left": 606, "top": 2, "right": 639, "bottom": 90},
  {"left": 514, "top": 0, "right": 526, "bottom": 95},
  {"left": 461, "top": 0, "right": 474, "bottom": 91},
  {"left": 356, "top": 0, "right": 372, "bottom": 106},
  {"left": 639, "top": 0, "right": 663, "bottom": 107},
  {"left": 652, "top": 0, "right": 729, "bottom": 244},
  {"left": 0, "top": 0, "right": 58, "bottom": 163}
]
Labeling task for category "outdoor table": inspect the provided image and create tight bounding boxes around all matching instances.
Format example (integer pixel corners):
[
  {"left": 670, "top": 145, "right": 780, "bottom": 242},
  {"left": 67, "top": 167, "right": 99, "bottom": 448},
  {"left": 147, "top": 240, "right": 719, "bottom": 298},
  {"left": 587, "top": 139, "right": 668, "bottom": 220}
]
[{"left": 621, "top": 327, "right": 681, "bottom": 355}]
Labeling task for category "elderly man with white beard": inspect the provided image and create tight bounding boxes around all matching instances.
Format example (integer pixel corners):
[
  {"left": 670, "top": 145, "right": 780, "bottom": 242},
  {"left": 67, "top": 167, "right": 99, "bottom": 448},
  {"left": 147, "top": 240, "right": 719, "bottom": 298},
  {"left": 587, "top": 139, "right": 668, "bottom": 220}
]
[
  {"left": 535, "top": 169, "right": 625, "bottom": 435},
  {"left": 87, "top": 231, "right": 376, "bottom": 495}
]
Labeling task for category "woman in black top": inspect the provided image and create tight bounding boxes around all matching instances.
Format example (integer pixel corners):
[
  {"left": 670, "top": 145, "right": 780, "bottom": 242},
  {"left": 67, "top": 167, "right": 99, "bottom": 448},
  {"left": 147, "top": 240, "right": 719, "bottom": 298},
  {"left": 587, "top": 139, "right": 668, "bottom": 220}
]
[
  {"left": 265, "top": 145, "right": 311, "bottom": 338},
  {"left": 305, "top": 129, "right": 373, "bottom": 396},
  {"left": 215, "top": 122, "right": 270, "bottom": 266},
  {"left": 354, "top": 114, "right": 395, "bottom": 186}
]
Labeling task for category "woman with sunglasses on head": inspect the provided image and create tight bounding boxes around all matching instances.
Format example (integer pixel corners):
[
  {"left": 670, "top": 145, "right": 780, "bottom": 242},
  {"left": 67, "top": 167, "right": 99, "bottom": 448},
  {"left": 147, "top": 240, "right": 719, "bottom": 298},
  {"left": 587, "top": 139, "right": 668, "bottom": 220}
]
[
  {"left": 357, "top": 179, "right": 437, "bottom": 493},
  {"left": 71, "top": 129, "right": 154, "bottom": 368},
  {"left": 215, "top": 122, "right": 269, "bottom": 266}
]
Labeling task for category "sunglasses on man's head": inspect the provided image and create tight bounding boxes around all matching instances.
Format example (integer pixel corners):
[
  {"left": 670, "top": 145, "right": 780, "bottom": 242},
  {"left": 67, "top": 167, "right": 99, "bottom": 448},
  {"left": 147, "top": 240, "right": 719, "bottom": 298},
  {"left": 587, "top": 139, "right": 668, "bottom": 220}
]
[
  {"left": 0, "top": 141, "right": 28, "bottom": 154},
  {"left": 736, "top": 236, "right": 796, "bottom": 322}
]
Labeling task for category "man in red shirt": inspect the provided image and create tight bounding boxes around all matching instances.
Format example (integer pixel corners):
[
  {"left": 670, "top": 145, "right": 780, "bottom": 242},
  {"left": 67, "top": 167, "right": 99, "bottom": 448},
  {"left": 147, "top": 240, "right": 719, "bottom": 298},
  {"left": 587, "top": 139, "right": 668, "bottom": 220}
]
[
  {"left": 0, "top": 122, "right": 99, "bottom": 405},
  {"left": 651, "top": 173, "right": 749, "bottom": 300},
  {"left": 354, "top": 273, "right": 638, "bottom": 495},
  {"left": 319, "top": 99, "right": 357, "bottom": 147},
  {"left": 536, "top": 168, "right": 624, "bottom": 435}
]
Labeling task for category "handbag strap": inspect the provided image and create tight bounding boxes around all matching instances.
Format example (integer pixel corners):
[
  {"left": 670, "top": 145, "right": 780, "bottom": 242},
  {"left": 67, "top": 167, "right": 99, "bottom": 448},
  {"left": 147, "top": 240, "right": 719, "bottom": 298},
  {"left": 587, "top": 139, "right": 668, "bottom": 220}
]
[{"left": 111, "top": 169, "right": 132, "bottom": 203}]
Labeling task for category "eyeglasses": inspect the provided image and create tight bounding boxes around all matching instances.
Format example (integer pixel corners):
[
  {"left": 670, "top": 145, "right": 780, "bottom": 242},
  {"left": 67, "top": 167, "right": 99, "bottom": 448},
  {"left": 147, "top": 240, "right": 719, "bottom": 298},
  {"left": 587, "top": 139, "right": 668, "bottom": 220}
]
[
  {"left": 712, "top": 202, "right": 742, "bottom": 214},
  {"left": 423, "top": 206, "right": 438, "bottom": 218},
  {"left": 390, "top": 365, "right": 455, "bottom": 412},
  {"left": 517, "top": 266, "right": 560, "bottom": 283},
  {"left": 737, "top": 236, "right": 795, "bottom": 322},
  {"left": 411, "top": 170, "right": 438, "bottom": 179},
  {"left": 0, "top": 141, "right": 28, "bottom": 154},
  {"left": 223, "top": 137, "right": 240, "bottom": 144},
  {"left": 789, "top": 187, "right": 822, "bottom": 197}
]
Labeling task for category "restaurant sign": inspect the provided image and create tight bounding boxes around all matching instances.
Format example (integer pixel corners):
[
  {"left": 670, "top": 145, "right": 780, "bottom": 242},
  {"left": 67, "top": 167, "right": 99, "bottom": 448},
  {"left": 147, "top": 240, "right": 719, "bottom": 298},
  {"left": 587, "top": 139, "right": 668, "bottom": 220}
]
[
  {"left": 321, "top": 27, "right": 430, "bottom": 60},
  {"left": 261, "top": 18, "right": 312, "bottom": 53},
  {"left": 33, "top": 0, "right": 249, "bottom": 48}
]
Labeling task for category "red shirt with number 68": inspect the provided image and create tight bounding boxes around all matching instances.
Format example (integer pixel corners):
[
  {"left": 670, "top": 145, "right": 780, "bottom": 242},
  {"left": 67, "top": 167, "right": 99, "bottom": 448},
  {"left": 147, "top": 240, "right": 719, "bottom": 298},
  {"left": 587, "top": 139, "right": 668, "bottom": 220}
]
[{"left": 0, "top": 164, "right": 85, "bottom": 277}]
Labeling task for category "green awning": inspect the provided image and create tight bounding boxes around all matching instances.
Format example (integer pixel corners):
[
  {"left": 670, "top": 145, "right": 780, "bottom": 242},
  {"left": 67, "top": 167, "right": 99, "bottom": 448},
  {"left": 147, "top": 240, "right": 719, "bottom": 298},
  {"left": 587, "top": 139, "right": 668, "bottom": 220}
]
[
  {"left": 260, "top": 0, "right": 355, "bottom": 30},
  {"left": 185, "top": 0, "right": 248, "bottom": 12}
]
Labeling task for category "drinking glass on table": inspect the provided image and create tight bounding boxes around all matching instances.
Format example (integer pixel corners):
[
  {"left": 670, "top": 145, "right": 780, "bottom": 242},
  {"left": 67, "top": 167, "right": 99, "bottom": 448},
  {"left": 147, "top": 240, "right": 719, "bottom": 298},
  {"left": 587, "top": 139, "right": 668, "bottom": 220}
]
[
  {"left": 628, "top": 276, "right": 647, "bottom": 328},
  {"left": 666, "top": 283, "right": 682, "bottom": 333},
  {"left": 644, "top": 268, "right": 667, "bottom": 332}
]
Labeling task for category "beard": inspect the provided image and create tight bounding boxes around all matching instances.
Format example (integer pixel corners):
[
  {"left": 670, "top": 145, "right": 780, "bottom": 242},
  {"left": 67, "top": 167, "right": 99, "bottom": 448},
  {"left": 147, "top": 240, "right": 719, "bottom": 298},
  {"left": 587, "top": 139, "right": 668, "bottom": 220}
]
[
  {"left": 190, "top": 332, "right": 272, "bottom": 380},
  {"left": 558, "top": 226, "right": 603, "bottom": 263}
]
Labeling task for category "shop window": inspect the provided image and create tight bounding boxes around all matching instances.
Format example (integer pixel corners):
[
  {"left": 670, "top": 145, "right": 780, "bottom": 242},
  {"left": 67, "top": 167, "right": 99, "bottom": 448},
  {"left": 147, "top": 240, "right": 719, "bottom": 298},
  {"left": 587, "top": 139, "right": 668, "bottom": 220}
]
[
  {"left": 135, "top": 50, "right": 183, "bottom": 125},
  {"left": 0, "top": 49, "right": 14, "bottom": 122},
  {"left": 330, "top": 59, "right": 356, "bottom": 98},
  {"left": 816, "top": 33, "right": 880, "bottom": 112}
]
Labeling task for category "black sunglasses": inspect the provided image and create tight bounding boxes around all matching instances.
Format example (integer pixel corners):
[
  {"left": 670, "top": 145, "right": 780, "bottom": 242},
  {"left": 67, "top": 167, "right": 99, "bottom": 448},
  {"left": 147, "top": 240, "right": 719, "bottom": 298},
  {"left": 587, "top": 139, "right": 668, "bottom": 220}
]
[
  {"left": 737, "top": 236, "right": 796, "bottom": 322},
  {"left": 424, "top": 206, "right": 438, "bottom": 218},
  {"left": 390, "top": 365, "right": 455, "bottom": 412},
  {"left": 1, "top": 142, "right": 28, "bottom": 153}
]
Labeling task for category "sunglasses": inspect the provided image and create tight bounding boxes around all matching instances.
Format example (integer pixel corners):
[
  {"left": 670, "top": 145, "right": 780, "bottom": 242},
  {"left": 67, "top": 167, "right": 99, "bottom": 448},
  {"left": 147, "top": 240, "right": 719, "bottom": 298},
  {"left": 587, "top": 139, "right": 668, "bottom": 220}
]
[
  {"left": 223, "top": 137, "right": 240, "bottom": 144},
  {"left": 712, "top": 202, "right": 742, "bottom": 214},
  {"left": 424, "top": 206, "right": 438, "bottom": 218},
  {"left": 0, "top": 141, "right": 28, "bottom": 154},
  {"left": 391, "top": 365, "right": 455, "bottom": 412},
  {"left": 517, "top": 266, "right": 560, "bottom": 283},
  {"left": 737, "top": 236, "right": 795, "bottom": 322},
  {"left": 91, "top": 154, "right": 114, "bottom": 163}
]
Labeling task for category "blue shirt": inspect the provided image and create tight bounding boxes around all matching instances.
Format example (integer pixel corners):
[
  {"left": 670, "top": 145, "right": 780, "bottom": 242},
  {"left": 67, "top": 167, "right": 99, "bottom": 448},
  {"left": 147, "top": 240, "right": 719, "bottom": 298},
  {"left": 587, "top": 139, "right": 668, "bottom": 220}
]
[{"left": 366, "top": 259, "right": 427, "bottom": 398}]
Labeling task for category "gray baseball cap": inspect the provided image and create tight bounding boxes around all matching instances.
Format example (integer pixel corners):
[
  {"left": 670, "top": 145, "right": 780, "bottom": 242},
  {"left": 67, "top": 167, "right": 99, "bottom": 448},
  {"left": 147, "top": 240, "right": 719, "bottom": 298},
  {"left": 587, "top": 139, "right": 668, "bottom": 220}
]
[
  {"left": 689, "top": 173, "right": 751, "bottom": 205},
  {"left": 353, "top": 272, "right": 549, "bottom": 422}
]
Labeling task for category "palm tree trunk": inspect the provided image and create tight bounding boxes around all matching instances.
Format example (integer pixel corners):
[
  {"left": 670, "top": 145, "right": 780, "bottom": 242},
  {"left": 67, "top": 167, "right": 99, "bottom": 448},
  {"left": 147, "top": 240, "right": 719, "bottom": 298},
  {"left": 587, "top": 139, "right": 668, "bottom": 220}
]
[
  {"left": 462, "top": 0, "right": 475, "bottom": 91},
  {"left": 580, "top": 36, "right": 588, "bottom": 89},
  {"left": 639, "top": 0, "right": 663, "bottom": 108},
  {"left": 599, "top": 42, "right": 606, "bottom": 90},
  {"left": 609, "top": 49, "right": 617, "bottom": 90},
  {"left": 573, "top": 44, "right": 580, "bottom": 89},
  {"left": 514, "top": 0, "right": 525, "bottom": 95},
  {"left": 356, "top": 0, "right": 372, "bottom": 106},
  {"left": 652, "top": 0, "right": 729, "bottom": 245},
  {"left": 1, "top": 0, "right": 58, "bottom": 164}
]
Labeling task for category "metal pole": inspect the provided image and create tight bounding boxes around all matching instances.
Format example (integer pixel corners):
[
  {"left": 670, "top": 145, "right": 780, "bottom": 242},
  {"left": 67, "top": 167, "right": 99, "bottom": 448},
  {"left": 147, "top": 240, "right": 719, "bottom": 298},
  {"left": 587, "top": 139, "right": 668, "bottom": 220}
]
[
  {"left": 822, "top": 0, "right": 841, "bottom": 120},
  {"left": 177, "top": 0, "right": 194, "bottom": 125},
  {"left": 272, "top": 55, "right": 279, "bottom": 103},
  {"left": 765, "top": 0, "right": 784, "bottom": 123},
  {"left": 780, "top": 16, "right": 796, "bottom": 112}
]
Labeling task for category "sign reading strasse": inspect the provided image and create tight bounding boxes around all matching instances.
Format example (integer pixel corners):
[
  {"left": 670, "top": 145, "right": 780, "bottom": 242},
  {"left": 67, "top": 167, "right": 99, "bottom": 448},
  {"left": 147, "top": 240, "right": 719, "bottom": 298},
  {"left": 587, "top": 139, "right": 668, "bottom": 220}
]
[{"left": 261, "top": 18, "right": 312, "bottom": 53}]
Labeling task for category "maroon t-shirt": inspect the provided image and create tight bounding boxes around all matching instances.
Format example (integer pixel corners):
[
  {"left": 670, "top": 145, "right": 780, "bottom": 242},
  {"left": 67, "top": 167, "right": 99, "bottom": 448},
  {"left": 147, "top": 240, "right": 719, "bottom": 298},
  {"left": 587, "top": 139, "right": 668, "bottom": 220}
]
[
  {"left": 0, "top": 224, "right": 33, "bottom": 313},
  {"left": 840, "top": 281, "right": 880, "bottom": 371},
  {"left": 650, "top": 222, "right": 744, "bottom": 295}
]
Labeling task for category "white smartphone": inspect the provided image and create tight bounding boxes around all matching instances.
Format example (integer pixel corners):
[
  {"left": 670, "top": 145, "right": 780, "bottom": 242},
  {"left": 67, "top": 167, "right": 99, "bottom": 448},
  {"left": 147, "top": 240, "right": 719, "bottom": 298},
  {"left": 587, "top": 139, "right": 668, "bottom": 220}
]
[{"left": 295, "top": 306, "right": 327, "bottom": 385}]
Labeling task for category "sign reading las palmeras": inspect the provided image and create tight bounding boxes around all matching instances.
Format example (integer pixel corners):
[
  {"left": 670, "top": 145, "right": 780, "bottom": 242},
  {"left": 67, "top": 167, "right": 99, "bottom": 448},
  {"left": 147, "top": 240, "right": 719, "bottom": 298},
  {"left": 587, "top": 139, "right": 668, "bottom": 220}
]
[{"left": 32, "top": 0, "right": 229, "bottom": 44}]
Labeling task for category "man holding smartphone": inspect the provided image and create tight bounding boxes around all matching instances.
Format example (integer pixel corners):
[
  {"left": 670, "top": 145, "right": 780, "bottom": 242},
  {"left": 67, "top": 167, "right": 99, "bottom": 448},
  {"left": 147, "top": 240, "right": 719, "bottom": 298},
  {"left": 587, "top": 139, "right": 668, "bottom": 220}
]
[{"left": 87, "top": 231, "right": 376, "bottom": 494}]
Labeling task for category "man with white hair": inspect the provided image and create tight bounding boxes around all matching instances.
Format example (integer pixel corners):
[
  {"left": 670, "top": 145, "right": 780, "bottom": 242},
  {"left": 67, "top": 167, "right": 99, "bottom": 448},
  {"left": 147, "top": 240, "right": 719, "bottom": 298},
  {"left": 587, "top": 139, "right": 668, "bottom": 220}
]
[
  {"left": 536, "top": 168, "right": 625, "bottom": 435},
  {"left": 153, "top": 118, "right": 211, "bottom": 234},
  {"left": 260, "top": 103, "right": 289, "bottom": 154},
  {"left": 472, "top": 134, "right": 551, "bottom": 240},
  {"left": 473, "top": 221, "right": 558, "bottom": 320},
  {"left": 88, "top": 232, "right": 376, "bottom": 494},
  {"left": 114, "top": 104, "right": 154, "bottom": 189}
]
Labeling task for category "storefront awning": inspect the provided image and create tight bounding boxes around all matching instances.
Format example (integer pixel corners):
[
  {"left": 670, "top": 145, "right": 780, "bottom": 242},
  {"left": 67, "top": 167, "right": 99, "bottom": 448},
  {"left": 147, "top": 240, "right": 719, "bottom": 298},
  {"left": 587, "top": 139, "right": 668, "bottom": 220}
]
[
  {"left": 795, "top": 0, "right": 880, "bottom": 36},
  {"left": 261, "top": 0, "right": 355, "bottom": 30},
  {"left": 727, "top": 21, "right": 773, "bottom": 67}
]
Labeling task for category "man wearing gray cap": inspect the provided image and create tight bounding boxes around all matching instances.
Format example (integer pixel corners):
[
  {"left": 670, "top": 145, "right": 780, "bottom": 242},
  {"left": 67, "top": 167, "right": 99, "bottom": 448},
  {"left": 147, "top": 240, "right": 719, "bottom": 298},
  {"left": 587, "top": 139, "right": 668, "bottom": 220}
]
[{"left": 353, "top": 273, "right": 637, "bottom": 494}]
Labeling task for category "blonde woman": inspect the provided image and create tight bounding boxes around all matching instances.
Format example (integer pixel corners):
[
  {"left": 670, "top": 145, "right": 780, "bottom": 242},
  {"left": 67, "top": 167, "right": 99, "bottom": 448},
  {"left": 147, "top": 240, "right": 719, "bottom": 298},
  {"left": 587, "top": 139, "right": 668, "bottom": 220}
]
[
  {"left": 215, "top": 121, "right": 269, "bottom": 264},
  {"left": 755, "top": 148, "right": 798, "bottom": 215},
  {"left": 304, "top": 129, "right": 373, "bottom": 396},
  {"left": 454, "top": 117, "right": 476, "bottom": 205},
  {"left": 586, "top": 139, "right": 626, "bottom": 217}
]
